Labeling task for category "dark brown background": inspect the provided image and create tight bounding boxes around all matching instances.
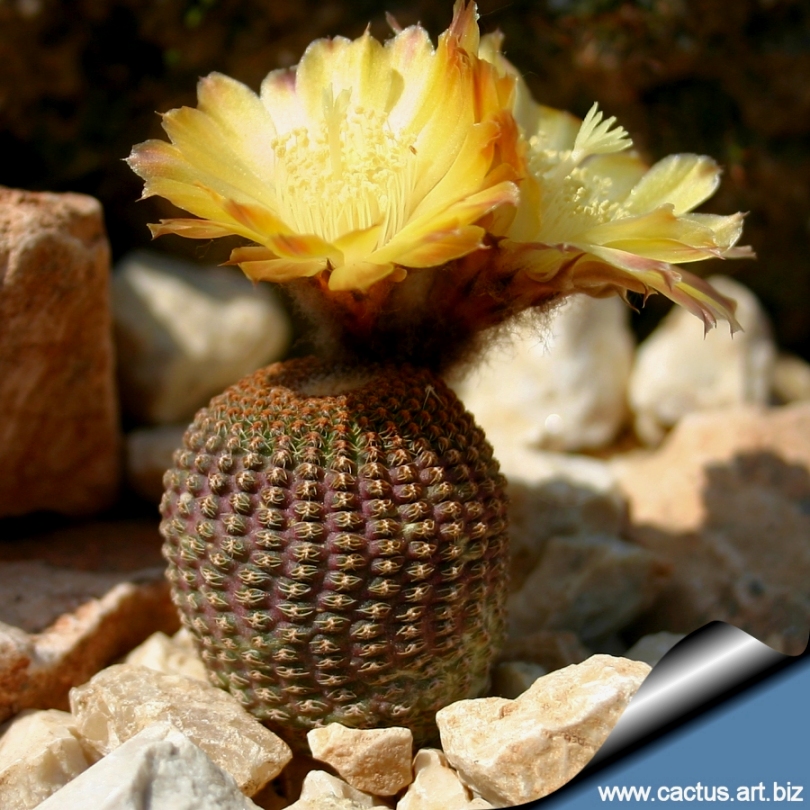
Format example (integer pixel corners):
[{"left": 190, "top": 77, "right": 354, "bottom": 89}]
[{"left": 1, "top": 0, "right": 807, "bottom": 356}]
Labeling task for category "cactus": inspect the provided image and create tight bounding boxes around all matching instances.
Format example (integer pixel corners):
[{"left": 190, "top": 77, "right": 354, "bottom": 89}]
[{"left": 160, "top": 358, "right": 508, "bottom": 747}]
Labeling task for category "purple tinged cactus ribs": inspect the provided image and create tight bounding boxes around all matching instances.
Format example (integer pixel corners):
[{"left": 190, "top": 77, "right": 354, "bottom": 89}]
[{"left": 160, "top": 358, "right": 509, "bottom": 748}]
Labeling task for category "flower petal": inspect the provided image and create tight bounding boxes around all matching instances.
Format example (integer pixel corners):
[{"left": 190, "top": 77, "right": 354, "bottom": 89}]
[
  {"left": 260, "top": 68, "right": 308, "bottom": 135},
  {"left": 328, "top": 261, "right": 398, "bottom": 292},
  {"left": 265, "top": 232, "right": 341, "bottom": 262},
  {"left": 333, "top": 224, "right": 385, "bottom": 267},
  {"left": 369, "top": 179, "right": 518, "bottom": 266},
  {"left": 384, "top": 225, "right": 487, "bottom": 269},
  {"left": 624, "top": 153, "right": 722, "bottom": 216},
  {"left": 586, "top": 245, "right": 742, "bottom": 333},
  {"left": 235, "top": 257, "right": 326, "bottom": 283},
  {"left": 148, "top": 218, "right": 247, "bottom": 240}
]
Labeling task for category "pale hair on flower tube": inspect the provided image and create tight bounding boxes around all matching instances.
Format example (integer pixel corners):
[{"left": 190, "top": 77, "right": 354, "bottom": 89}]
[{"left": 127, "top": 0, "right": 752, "bottom": 362}]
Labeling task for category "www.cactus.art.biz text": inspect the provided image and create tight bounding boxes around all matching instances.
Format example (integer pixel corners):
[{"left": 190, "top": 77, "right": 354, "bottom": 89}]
[{"left": 598, "top": 781, "right": 804, "bottom": 802}]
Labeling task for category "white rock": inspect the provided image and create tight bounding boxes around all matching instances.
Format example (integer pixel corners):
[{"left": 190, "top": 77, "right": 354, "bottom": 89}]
[
  {"left": 124, "top": 630, "right": 208, "bottom": 681},
  {"left": 286, "top": 769, "right": 389, "bottom": 810},
  {"left": 629, "top": 275, "right": 776, "bottom": 445},
  {"left": 308, "top": 724, "right": 413, "bottom": 796},
  {"left": 489, "top": 661, "right": 547, "bottom": 699},
  {"left": 611, "top": 402, "right": 810, "bottom": 652},
  {"left": 501, "top": 451, "right": 627, "bottom": 593},
  {"left": 624, "top": 632, "right": 685, "bottom": 667},
  {"left": 125, "top": 424, "right": 187, "bottom": 501},
  {"left": 36, "top": 723, "right": 260, "bottom": 810},
  {"left": 0, "top": 709, "right": 94, "bottom": 810},
  {"left": 113, "top": 250, "right": 291, "bottom": 425},
  {"left": 454, "top": 296, "right": 634, "bottom": 452},
  {"left": 498, "top": 630, "right": 592, "bottom": 674},
  {"left": 69, "top": 664, "right": 291, "bottom": 796},
  {"left": 506, "top": 533, "right": 670, "bottom": 644},
  {"left": 437, "top": 655, "right": 651, "bottom": 807},
  {"left": 397, "top": 749, "right": 494, "bottom": 810},
  {"left": 772, "top": 352, "right": 810, "bottom": 403}
]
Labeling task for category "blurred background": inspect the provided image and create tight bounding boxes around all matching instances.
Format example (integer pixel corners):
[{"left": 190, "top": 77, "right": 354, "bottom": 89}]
[{"left": 1, "top": 0, "right": 808, "bottom": 358}]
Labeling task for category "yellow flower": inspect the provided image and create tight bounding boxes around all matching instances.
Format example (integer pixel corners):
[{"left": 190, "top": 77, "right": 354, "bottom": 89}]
[
  {"left": 129, "top": 2, "right": 752, "bottom": 352},
  {"left": 127, "top": 1, "right": 522, "bottom": 293},
  {"left": 480, "top": 34, "right": 752, "bottom": 333}
]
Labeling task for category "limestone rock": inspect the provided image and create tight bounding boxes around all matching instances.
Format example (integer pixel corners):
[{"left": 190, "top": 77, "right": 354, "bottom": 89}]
[
  {"left": 437, "top": 655, "right": 650, "bottom": 806},
  {"left": 629, "top": 275, "right": 776, "bottom": 445},
  {"left": 612, "top": 402, "right": 810, "bottom": 651},
  {"left": 36, "top": 723, "right": 261, "bottom": 810},
  {"left": 507, "top": 533, "right": 670, "bottom": 644},
  {"left": 503, "top": 452, "right": 627, "bottom": 593},
  {"left": 489, "top": 662, "right": 547, "bottom": 700},
  {"left": 454, "top": 297, "right": 633, "bottom": 453},
  {"left": 286, "top": 770, "right": 389, "bottom": 810},
  {"left": 0, "top": 186, "right": 120, "bottom": 517},
  {"left": 124, "top": 630, "right": 208, "bottom": 682},
  {"left": 308, "top": 724, "right": 413, "bottom": 796},
  {"left": 0, "top": 570, "right": 177, "bottom": 725},
  {"left": 69, "top": 664, "right": 291, "bottom": 796},
  {"left": 624, "top": 632, "right": 686, "bottom": 667},
  {"left": 397, "top": 749, "right": 494, "bottom": 810},
  {"left": 113, "top": 250, "right": 291, "bottom": 425},
  {"left": 0, "top": 709, "right": 95, "bottom": 810},
  {"left": 125, "top": 424, "right": 187, "bottom": 502},
  {"left": 772, "top": 353, "right": 810, "bottom": 403}
]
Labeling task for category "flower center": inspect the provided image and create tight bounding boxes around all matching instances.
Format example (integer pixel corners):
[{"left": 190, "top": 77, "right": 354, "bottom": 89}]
[
  {"left": 272, "top": 88, "right": 417, "bottom": 252},
  {"left": 530, "top": 149, "right": 624, "bottom": 243},
  {"left": 528, "top": 104, "right": 632, "bottom": 245}
]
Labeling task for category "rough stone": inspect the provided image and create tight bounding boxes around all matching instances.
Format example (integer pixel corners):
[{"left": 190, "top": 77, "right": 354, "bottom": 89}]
[
  {"left": 36, "top": 723, "right": 261, "bottom": 810},
  {"left": 125, "top": 424, "right": 187, "bottom": 502},
  {"left": 308, "top": 724, "right": 413, "bottom": 796},
  {"left": 0, "top": 709, "right": 95, "bottom": 810},
  {"left": 286, "top": 770, "right": 389, "bottom": 810},
  {"left": 489, "top": 662, "right": 547, "bottom": 700},
  {"left": 611, "top": 403, "right": 810, "bottom": 652},
  {"left": 502, "top": 451, "right": 628, "bottom": 593},
  {"left": 437, "top": 655, "right": 650, "bottom": 806},
  {"left": 0, "top": 561, "right": 159, "bottom": 634},
  {"left": 0, "top": 571, "right": 177, "bottom": 725},
  {"left": 453, "top": 296, "right": 634, "bottom": 453},
  {"left": 772, "top": 353, "right": 810, "bottom": 404},
  {"left": 624, "top": 632, "right": 686, "bottom": 667},
  {"left": 507, "top": 533, "right": 670, "bottom": 644},
  {"left": 397, "top": 748, "right": 494, "bottom": 810},
  {"left": 69, "top": 664, "right": 291, "bottom": 796},
  {"left": 112, "top": 250, "right": 291, "bottom": 425},
  {"left": 124, "top": 630, "right": 208, "bottom": 682},
  {"left": 0, "top": 186, "right": 120, "bottom": 517},
  {"left": 629, "top": 275, "right": 776, "bottom": 445}
]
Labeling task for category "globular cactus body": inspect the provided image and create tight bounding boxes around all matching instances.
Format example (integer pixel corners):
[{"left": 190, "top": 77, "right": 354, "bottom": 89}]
[{"left": 160, "top": 357, "right": 509, "bottom": 748}]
